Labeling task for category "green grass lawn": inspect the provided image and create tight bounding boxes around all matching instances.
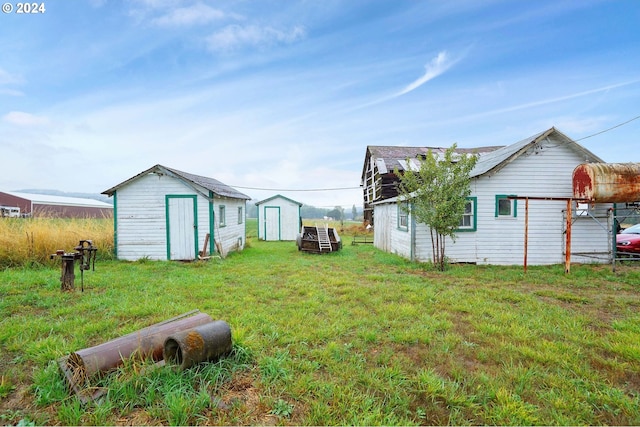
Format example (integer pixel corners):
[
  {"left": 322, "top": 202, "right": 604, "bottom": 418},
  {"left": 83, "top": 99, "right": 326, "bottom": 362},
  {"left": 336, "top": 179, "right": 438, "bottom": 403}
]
[{"left": 1, "top": 228, "right": 639, "bottom": 425}]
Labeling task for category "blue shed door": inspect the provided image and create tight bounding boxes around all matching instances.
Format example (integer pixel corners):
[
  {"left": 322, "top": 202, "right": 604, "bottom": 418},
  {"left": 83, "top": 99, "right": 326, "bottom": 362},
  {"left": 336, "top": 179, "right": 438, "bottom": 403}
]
[{"left": 167, "top": 196, "right": 197, "bottom": 260}]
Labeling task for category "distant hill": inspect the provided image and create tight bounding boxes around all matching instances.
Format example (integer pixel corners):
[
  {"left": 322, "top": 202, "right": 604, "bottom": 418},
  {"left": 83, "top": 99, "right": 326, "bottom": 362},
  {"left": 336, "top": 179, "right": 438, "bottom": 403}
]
[{"left": 15, "top": 189, "right": 113, "bottom": 205}]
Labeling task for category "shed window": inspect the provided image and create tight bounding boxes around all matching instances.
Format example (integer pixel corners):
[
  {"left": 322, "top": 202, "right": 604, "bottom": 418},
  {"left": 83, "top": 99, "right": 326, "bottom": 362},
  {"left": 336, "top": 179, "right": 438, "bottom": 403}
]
[
  {"left": 238, "top": 207, "right": 243, "bottom": 224},
  {"left": 575, "top": 202, "right": 589, "bottom": 217},
  {"left": 495, "top": 195, "right": 517, "bottom": 218},
  {"left": 398, "top": 202, "right": 409, "bottom": 230},
  {"left": 457, "top": 197, "right": 477, "bottom": 231},
  {"left": 219, "top": 206, "right": 226, "bottom": 227}
]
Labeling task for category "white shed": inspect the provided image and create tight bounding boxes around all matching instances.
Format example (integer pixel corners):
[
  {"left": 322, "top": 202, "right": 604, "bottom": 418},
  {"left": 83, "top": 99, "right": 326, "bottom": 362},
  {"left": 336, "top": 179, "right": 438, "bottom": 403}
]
[
  {"left": 255, "top": 194, "right": 303, "bottom": 241},
  {"left": 371, "top": 128, "right": 614, "bottom": 265},
  {"left": 102, "top": 164, "right": 251, "bottom": 261}
]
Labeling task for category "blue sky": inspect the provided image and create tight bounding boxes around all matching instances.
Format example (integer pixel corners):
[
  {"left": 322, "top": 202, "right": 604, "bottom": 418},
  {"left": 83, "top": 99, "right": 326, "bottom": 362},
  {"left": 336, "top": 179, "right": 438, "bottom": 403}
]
[{"left": 1, "top": 0, "right": 639, "bottom": 208}]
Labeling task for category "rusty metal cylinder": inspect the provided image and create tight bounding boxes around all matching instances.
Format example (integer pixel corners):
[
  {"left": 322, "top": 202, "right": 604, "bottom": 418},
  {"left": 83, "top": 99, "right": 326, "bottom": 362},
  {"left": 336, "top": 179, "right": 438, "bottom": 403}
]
[
  {"left": 163, "top": 320, "right": 232, "bottom": 370},
  {"left": 573, "top": 163, "right": 640, "bottom": 203},
  {"left": 67, "top": 312, "right": 213, "bottom": 381}
]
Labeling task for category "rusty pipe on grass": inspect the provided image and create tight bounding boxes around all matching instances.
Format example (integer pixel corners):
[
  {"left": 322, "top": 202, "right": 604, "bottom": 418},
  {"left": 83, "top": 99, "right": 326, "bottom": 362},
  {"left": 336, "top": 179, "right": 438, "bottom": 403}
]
[
  {"left": 67, "top": 312, "right": 213, "bottom": 381},
  {"left": 163, "top": 320, "right": 232, "bottom": 370}
]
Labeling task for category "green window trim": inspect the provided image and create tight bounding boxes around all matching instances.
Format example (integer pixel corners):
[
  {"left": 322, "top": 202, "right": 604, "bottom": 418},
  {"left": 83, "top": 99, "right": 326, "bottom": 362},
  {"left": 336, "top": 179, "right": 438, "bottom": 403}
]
[
  {"left": 208, "top": 191, "right": 215, "bottom": 256},
  {"left": 397, "top": 201, "right": 409, "bottom": 231},
  {"left": 456, "top": 197, "right": 477, "bottom": 232},
  {"left": 219, "top": 205, "right": 226, "bottom": 227},
  {"left": 262, "top": 206, "right": 281, "bottom": 240},
  {"left": 113, "top": 191, "right": 118, "bottom": 258},
  {"left": 495, "top": 194, "right": 517, "bottom": 218}
]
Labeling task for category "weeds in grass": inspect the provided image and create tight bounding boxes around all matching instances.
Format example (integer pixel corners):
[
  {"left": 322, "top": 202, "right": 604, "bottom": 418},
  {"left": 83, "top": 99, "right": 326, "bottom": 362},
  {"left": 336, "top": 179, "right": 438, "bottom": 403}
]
[
  {"left": 270, "top": 398, "right": 294, "bottom": 417},
  {"left": 163, "top": 388, "right": 209, "bottom": 426},
  {"left": 85, "top": 399, "right": 116, "bottom": 426},
  {"left": 0, "top": 375, "right": 15, "bottom": 398},
  {"left": 57, "top": 397, "right": 84, "bottom": 425},
  {"left": 31, "top": 361, "right": 68, "bottom": 406},
  {"left": 259, "top": 349, "right": 290, "bottom": 386}
]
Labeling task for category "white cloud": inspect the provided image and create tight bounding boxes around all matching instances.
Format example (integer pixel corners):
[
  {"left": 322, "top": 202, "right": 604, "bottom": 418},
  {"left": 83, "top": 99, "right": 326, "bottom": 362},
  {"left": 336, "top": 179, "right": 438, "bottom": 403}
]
[
  {"left": 3, "top": 111, "right": 50, "bottom": 127},
  {"left": 395, "top": 50, "right": 458, "bottom": 97},
  {"left": 207, "top": 24, "right": 306, "bottom": 52},
  {"left": 348, "top": 50, "right": 463, "bottom": 111},
  {"left": 0, "top": 89, "right": 24, "bottom": 97},
  {"left": 151, "top": 3, "right": 225, "bottom": 27},
  {"left": 0, "top": 67, "right": 23, "bottom": 85}
]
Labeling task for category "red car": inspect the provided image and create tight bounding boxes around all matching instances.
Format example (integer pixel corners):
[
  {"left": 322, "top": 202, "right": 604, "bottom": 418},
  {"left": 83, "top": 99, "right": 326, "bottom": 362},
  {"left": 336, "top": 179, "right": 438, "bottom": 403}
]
[{"left": 616, "top": 224, "right": 640, "bottom": 254}]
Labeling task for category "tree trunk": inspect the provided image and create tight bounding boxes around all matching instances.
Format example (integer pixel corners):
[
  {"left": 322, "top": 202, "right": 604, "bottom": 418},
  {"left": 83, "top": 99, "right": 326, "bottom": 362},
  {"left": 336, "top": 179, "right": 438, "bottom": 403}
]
[{"left": 430, "top": 228, "right": 437, "bottom": 265}]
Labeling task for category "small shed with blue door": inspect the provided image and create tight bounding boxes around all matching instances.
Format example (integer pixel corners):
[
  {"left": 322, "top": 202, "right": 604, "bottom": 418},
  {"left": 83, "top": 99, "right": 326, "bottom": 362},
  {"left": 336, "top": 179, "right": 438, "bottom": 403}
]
[
  {"left": 102, "top": 164, "right": 250, "bottom": 261},
  {"left": 255, "top": 194, "right": 303, "bottom": 241}
]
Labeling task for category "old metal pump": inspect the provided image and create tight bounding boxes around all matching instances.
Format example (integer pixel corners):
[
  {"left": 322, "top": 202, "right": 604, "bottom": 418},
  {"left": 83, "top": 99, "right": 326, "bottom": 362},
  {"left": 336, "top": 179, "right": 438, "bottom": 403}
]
[{"left": 50, "top": 240, "right": 97, "bottom": 291}]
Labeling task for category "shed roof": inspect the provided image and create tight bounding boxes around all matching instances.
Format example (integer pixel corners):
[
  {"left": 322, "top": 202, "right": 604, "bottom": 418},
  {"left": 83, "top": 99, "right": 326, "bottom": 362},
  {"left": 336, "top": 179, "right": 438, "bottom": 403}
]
[
  {"left": 363, "top": 145, "right": 502, "bottom": 179},
  {"left": 101, "top": 164, "right": 251, "bottom": 200},
  {"left": 372, "top": 127, "right": 604, "bottom": 205},
  {"left": 1, "top": 191, "right": 113, "bottom": 208},
  {"left": 470, "top": 127, "right": 604, "bottom": 178},
  {"left": 255, "top": 194, "right": 303, "bottom": 206}
]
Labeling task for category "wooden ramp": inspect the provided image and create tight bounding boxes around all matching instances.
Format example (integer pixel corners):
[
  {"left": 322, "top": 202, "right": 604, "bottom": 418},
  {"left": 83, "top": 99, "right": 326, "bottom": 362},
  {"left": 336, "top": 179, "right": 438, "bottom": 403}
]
[{"left": 316, "top": 224, "right": 333, "bottom": 252}]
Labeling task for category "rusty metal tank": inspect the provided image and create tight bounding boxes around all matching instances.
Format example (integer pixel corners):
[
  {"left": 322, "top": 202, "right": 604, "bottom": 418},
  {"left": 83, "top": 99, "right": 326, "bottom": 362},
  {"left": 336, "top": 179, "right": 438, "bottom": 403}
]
[{"left": 573, "top": 163, "right": 640, "bottom": 203}]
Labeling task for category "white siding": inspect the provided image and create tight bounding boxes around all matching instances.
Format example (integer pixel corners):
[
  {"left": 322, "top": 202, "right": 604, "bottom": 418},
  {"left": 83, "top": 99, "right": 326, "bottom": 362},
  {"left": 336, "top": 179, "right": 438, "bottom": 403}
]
[
  {"left": 212, "top": 197, "right": 247, "bottom": 256},
  {"left": 116, "top": 174, "right": 181, "bottom": 260},
  {"left": 115, "top": 173, "right": 246, "bottom": 261},
  {"left": 373, "top": 203, "right": 392, "bottom": 253},
  {"left": 256, "top": 197, "right": 301, "bottom": 241},
  {"left": 373, "top": 203, "right": 412, "bottom": 258},
  {"left": 375, "top": 136, "right": 612, "bottom": 265}
]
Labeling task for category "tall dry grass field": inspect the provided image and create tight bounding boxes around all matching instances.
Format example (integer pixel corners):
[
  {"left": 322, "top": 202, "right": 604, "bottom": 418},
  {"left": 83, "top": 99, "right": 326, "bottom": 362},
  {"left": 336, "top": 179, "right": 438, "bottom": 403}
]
[{"left": 0, "top": 217, "right": 114, "bottom": 268}]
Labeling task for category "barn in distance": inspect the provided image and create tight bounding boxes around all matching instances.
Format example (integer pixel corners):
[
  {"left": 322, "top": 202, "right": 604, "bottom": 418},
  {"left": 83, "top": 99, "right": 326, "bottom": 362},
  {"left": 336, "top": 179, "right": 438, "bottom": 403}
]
[{"left": 0, "top": 191, "right": 113, "bottom": 218}]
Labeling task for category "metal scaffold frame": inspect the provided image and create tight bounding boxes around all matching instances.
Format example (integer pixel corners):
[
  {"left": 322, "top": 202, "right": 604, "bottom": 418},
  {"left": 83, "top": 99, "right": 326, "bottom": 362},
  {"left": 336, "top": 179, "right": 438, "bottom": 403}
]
[{"left": 612, "top": 203, "right": 640, "bottom": 272}]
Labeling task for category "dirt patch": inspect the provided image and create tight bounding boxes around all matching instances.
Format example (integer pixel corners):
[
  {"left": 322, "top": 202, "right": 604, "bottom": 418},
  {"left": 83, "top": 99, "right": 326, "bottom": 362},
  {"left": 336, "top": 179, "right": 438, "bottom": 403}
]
[
  {"left": 212, "top": 372, "right": 280, "bottom": 425},
  {"left": 115, "top": 411, "right": 161, "bottom": 426}
]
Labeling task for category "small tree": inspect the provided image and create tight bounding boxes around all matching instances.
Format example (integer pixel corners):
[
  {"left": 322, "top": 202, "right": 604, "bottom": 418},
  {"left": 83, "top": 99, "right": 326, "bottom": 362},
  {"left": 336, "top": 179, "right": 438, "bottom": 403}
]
[{"left": 396, "top": 144, "right": 478, "bottom": 271}]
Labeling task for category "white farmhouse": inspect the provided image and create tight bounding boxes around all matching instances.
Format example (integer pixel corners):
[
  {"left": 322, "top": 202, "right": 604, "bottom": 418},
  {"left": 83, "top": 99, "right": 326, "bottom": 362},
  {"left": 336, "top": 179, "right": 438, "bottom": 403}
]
[
  {"left": 102, "top": 164, "right": 250, "bottom": 261},
  {"left": 255, "top": 194, "right": 303, "bottom": 241},
  {"left": 367, "top": 128, "right": 613, "bottom": 265}
]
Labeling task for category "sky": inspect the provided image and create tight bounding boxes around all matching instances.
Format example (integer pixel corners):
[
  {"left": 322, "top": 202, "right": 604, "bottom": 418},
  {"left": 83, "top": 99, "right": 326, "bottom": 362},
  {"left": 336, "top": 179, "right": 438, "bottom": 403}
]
[{"left": 1, "top": 0, "right": 639, "bottom": 208}]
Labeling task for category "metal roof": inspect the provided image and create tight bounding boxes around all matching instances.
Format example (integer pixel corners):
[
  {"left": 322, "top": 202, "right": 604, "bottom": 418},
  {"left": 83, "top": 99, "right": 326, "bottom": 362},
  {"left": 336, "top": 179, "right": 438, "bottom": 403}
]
[
  {"left": 470, "top": 127, "right": 604, "bottom": 178},
  {"left": 102, "top": 164, "right": 251, "bottom": 200},
  {"left": 371, "top": 128, "right": 606, "bottom": 205},
  {"left": 2, "top": 191, "right": 113, "bottom": 208}
]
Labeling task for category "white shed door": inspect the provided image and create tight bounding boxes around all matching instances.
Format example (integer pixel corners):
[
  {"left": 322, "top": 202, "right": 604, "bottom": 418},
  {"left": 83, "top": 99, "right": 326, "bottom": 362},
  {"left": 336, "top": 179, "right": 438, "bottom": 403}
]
[
  {"left": 167, "top": 196, "right": 196, "bottom": 260},
  {"left": 264, "top": 207, "right": 281, "bottom": 241}
]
